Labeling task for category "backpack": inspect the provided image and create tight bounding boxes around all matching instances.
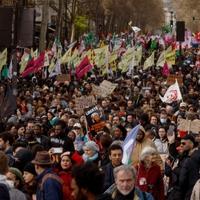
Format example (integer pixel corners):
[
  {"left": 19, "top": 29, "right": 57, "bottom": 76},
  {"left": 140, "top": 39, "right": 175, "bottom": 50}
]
[
  {"left": 0, "top": 183, "right": 10, "bottom": 200},
  {"left": 40, "top": 173, "right": 72, "bottom": 200}
]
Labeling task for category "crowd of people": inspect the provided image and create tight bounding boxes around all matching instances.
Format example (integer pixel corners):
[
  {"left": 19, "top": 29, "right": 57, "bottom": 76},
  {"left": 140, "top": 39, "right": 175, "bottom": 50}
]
[{"left": 0, "top": 32, "right": 200, "bottom": 200}]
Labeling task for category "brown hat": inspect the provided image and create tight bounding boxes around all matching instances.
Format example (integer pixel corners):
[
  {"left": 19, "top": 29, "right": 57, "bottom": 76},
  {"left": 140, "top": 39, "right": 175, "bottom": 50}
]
[{"left": 32, "top": 151, "right": 52, "bottom": 166}]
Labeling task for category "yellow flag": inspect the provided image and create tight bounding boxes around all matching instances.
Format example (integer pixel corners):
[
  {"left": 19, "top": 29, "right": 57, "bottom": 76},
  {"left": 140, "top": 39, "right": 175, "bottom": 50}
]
[
  {"left": 108, "top": 51, "right": 118, "bottom": 64},
  {"left": 0, "top": 48, "right": 7, "bottom": 71},
  {"left": 143, "top": 51, "right": 155, "bottom": 70},
  {"left": 61, "top": 48, "right": 72, "bottom": 64},
  {"left": 20, "top": 52, "right": 30, "bottom": 73},
  {"left": 165, "top": 49, "right": 176, "bottom": 68},
  {"left": 134, "top": 45, "right": 142, "bottom": 66},
  {"left": 94, "top": 45, "right": 108, "bottom": 67},
  {"left": 31, "top": 49, "right": 38, "bottom": 59},
  {"left": 118, "top": 47, "right": 135, "bottom": 72},
  {"left": 156, "top": 50, "right": 165, "bottom": 67}
]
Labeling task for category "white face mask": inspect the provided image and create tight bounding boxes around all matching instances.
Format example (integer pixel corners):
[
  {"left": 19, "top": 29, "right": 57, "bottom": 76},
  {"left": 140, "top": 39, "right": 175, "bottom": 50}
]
[{"left": 160, "top": 118, "right": 167, "bottom": 124}]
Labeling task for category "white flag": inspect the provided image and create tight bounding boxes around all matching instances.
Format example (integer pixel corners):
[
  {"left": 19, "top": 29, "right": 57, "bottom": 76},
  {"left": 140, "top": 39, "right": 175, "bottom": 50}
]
[
  {"left": 131, "top": 26, "right": 141, "bottom": 33},
  {"left": 159, "top": 80, "right": 182, "bottom": 103}
]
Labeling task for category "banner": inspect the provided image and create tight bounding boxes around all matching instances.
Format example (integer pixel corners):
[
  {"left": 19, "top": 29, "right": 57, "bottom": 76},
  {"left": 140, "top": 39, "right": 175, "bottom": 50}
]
[{"left": 85, "top": 105, "right": 105, "bottom": 132}]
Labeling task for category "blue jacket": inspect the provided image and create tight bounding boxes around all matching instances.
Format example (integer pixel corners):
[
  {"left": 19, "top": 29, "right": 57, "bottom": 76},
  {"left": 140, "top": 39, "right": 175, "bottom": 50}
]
[{"left": 36, "top": 168, "right": 62, "bottom": 200}]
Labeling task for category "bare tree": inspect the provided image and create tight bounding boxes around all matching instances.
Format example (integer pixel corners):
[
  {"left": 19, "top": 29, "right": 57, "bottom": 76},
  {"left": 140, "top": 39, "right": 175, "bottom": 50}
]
[{"left": 39, "top": 0, "right": 49, "bottom": 52}]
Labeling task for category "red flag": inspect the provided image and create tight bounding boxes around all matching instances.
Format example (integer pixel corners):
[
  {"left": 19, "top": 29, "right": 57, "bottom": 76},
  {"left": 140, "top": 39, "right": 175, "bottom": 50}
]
[
  {"left": 75, "top": 56, "right": 93, "bottom": 79},
  {"left": 21, "top": 52, "right": 45, "bottom": 77},
  {"left": 162, "top": 62, "right": 170, "bottom": 76},
  {"left": 195, "top": 32, "right": 200, "bottom": 41}
]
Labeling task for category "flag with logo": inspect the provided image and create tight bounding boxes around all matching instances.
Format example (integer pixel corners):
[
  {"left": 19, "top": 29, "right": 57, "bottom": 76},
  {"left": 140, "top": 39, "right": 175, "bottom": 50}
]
[
  {"left": 159, "top": 80, "right": 182, "bottom": 103},
  {"left": 122, "top": 124, "right": 140, "bottom": 164}
]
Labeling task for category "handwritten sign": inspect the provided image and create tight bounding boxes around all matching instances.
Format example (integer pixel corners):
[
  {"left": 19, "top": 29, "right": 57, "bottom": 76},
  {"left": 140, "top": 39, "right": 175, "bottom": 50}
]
[
  {"left": 178, "top": 119, "right": 200, "bottom": 133},
  {"left": 92, "top": 80, "right": 117, "bottom": 98},
  {"left": 167, "top": 75, "right": 183, "bottom": 86},
  {"left": 75, "top": 96, "right": 97, "bottom": 115},
  {"left": 56, "top": 74, "right": 71, "bottom": 82}
]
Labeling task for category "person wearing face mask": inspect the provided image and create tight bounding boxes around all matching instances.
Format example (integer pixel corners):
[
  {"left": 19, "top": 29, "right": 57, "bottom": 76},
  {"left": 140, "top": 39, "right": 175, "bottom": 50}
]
[{"left": 159, "top": 108, "right": 170, "bottom": 126}]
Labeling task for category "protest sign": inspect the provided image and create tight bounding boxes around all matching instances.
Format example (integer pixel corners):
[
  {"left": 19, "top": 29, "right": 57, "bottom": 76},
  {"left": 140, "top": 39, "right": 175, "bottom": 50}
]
[
  {"left": 167, "top": 75, "right": 183, "bottom": 86},
  {"left": 56, "top": 74, "right": 71, "bottom": 82},
  {"left": 75, "top": 95, "right": 97, "bottom": 115},
  {"left": 85, "top": 105, "right": 105, "bottom": 132},
  {"left": 178, "top": 119, "right": 200, "bottom": 133},
  {"left": 92, "top": 80, "right": 117, "bottom": 98}
]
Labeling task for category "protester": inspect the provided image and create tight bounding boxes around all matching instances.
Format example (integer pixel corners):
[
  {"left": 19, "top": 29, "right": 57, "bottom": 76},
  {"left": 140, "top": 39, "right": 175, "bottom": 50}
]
[
  {"left": 136, "top": 147, "right": 165, "bottom": 200},
  {"left": 111, "top": 165, "right": 154, "bottom": 199},
  {"left": 32, "top": 151, "right": 63, "bottom": 200}
]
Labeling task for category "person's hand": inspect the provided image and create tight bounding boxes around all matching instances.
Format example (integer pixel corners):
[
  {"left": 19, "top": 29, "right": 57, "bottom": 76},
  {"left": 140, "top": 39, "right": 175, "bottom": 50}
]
[{"left": 167, "top": 132, "right": 175, "bottom": 144}]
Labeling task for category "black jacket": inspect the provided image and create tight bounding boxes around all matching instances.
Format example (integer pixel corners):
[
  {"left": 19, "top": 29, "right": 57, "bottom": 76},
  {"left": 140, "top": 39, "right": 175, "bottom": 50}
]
[
  {"left": 103, "top": 162, "right": 115, "bottom": 191},
  {"left": 179, "top": 148, "right": 200, "bottom": 200}
]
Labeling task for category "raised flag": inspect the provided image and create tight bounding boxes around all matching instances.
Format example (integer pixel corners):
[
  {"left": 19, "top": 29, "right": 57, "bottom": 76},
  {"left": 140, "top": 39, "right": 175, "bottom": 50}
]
[
  {"left": 21, "top": 52, "right": 45, "bottom": 77},
  {"left": 162, "top": 62, "right": 170, "bottom": 76},
  {"left": 122, "top": 124, "right": 140, "bottom": 164},
  {"left": 0, "top": 49, "right": 7, "bottom": 71},
  {"left": 143, "top": 51, "right": 155, "bottom": 70},
  {"left": 156, "top": 50, "right": 165, "bottom": 67},
  {"left": 159, "top": 80, "right": 182, "bottom": 103},
  {"left": 75, "top": 56, "right": 93, "bottom": 79}
]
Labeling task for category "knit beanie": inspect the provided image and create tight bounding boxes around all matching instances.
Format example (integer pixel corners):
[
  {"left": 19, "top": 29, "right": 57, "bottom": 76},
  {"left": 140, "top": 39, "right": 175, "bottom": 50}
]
[{"left": 23, "top": 163, "right": 37, "bottom": 176}]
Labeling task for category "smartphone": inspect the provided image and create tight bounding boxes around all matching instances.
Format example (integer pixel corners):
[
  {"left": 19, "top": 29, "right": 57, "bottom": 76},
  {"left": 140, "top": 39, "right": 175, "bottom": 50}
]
[{"left": 52, "top": 147, "right": 63, "bottom": 154}]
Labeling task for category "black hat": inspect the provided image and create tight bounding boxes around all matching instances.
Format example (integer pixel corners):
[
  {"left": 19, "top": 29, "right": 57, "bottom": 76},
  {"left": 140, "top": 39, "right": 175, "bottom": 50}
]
[
  {"left": 182, "top": 134, "right": 196, "bottom": 145},
  {"left": 23, "top": 163, "right": 37, "bottom": 176}
]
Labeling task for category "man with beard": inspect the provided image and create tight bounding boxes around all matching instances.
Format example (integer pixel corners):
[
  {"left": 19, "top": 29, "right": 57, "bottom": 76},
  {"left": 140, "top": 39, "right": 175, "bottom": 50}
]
[
  {"left": 111, "top": 165, "right": 153, "bottom": 200},
  {"left": 71, "top": 162, "right": 112, "bottom": 200}
]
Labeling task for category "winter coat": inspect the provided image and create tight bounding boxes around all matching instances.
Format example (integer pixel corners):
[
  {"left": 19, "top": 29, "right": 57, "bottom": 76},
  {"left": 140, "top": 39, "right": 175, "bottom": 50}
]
[
  {"left": 0, "top": 174, "right": 26, "bottom": 200},
  {"left": 190, "top": 179, "right": 200, "bottom": 200},
  {"left": 36, "top": 168, "right": 63, "bottom": 200},
  {"left": 136, "top": 163, "right": 165, "bottom": 200},
  {"left": 58, "top": 170, "right": 73, "bottom": 200},
  {"left": 179, "top": 148, "right": 200, "bottom": 200},
  {"left": 50, "top": 134, "right": 74, "bottom": 152},
  {"left": 103, "top": 162, "right": 115, "bottom": 191},
  {"left": 111, "top": 187, "right": 154, "bottom": 200},
  {"left": 154, "top": 139, "right": 169, "bottom": 154},
  {"left": 0, "top": 183, "right": 10, "bottom": 200}
]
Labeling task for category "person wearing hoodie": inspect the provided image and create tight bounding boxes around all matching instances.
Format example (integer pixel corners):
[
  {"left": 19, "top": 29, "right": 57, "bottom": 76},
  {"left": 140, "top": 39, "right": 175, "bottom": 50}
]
[{"left": 0, "top": 151, "right": 26, "bottom": 200}]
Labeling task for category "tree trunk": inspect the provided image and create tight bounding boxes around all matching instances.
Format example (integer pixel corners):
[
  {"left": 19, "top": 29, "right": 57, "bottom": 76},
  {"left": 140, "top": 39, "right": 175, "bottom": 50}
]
[
  {"left": 70, "top": 0, "right": 77, "bottom": 43},
  {"left": 39, "top": 0, "right": 49, "bottom": 52},
  {"left": 56, "top": 0, "right": 64, "bottom": 41}
]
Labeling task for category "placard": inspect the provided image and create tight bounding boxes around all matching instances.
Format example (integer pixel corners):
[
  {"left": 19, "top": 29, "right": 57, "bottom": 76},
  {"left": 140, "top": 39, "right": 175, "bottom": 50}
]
[
  {"left": 167, "top": 75, "right": 183, "bottom": 86},
  {"left": 75, "top": 96, "right": 97, "bottom": 115}
]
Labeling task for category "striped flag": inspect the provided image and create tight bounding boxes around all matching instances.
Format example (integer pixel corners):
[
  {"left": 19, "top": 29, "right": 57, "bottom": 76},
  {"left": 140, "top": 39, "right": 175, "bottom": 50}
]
[{"left": 122, "top": 124, "right": 140, "bottom": 165}]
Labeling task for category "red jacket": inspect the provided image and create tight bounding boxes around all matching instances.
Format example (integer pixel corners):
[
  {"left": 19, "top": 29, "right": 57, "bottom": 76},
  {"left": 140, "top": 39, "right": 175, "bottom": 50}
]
[
  {"left": 58, "top": 170, "right": 74, "bottom": 200},
  {"left": 136, "top": 163, "right": 165, "bottom": 200}
]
